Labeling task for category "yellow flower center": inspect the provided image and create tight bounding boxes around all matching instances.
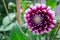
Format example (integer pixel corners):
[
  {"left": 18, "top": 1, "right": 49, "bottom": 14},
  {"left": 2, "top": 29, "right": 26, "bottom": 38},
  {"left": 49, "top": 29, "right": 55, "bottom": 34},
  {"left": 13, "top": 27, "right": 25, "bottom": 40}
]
[{"left": 34, "top": 15, "right": 41, "bottom": 24}]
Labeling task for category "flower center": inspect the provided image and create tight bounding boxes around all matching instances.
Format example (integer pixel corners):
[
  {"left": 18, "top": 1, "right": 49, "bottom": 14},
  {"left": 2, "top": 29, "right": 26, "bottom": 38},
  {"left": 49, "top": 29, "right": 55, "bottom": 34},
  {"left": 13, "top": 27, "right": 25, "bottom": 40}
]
[{"left": 34, "top": 15, "right": 41, "bottom": 24}]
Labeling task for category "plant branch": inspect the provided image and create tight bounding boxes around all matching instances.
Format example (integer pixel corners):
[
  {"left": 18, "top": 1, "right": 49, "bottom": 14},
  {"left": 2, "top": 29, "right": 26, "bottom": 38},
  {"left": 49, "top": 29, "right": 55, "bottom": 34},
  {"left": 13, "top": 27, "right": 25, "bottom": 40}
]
[
  {"left": 16, "top": 0, "right": 22, "bottom": 26},
  {"left": 52, "top": 23, "right": 60, "bottom": 40},
  {"left": 2, "top": 0, "right": 11, "bottom": 21}
]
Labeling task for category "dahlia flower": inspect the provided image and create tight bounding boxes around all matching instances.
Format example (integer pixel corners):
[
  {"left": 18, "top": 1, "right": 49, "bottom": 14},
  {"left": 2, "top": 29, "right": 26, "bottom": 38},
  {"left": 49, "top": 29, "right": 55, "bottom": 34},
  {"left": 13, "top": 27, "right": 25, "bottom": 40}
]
[{"left": 24, "top": 3, "right": 56, "bottom": 34}]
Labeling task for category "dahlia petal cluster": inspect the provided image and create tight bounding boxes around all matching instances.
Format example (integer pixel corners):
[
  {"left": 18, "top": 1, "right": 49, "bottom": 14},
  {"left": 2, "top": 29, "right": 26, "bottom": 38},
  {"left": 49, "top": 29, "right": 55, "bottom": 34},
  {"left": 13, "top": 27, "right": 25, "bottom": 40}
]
[{"left": 24, "top": 3, "right": 56, "bottom": 34}]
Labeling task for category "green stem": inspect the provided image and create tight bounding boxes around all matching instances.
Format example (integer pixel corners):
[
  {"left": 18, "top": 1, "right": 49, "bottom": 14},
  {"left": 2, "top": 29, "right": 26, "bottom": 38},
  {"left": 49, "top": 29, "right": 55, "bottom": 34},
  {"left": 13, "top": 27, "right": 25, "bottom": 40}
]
[
  {"left": 13, "top": 8, "right": 16, "bottom": 13},
  {"left": 4, "top": 31, "right": 7, "bottom": 40},
  {"left": 30, "top": 34, "right": 32, "bottom": 40},
  {"left": 2, "top": 0, "right": 11, "bottom": 21},
  {"left": 2, "top": 0, "right": 12, "bottom": 39},
  {"left": 37, "top": 34, "right": 41, "bottom": 40},
  {"left": 52, "top": 25, "right": 60, "bottom": 40},
  {"left": 26, "top": 29, "right": 33, "bottom": 40},
  {"left": 13, "top": 8, "right": 17, "bottom": 21},
  {"left": 45, "top": 33, "right": 48, "bottom": 40}
]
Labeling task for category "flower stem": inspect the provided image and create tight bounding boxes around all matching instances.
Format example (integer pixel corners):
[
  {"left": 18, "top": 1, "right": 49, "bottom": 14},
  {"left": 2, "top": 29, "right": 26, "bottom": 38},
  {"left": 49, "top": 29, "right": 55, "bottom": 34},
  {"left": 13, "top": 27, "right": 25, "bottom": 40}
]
[
  {"left": 2, "top": 0, "right": 12, "bottom": 39},
  {"left": 37, "top": 34, "right": 41, "bottom": 40},
  {"left": 13, "top": 8, "right": 17, "bottom": 20},
  {"left": 13, "top": 8, "right": 16, "bottom": 14},
  {"left": 39, "top": 35, "right": 41, "bottom": 40},
  {"left": 52, "top": 24, "right": 60, "bottom": 40},
  {"left": 45, "top": 33, "right": 48, "bottom": 40},
  {"left": 16, "top": 0, "right": 22, "bottom": 26},
  {"left": 4, "top": 31, "right": 7, "bottom": 40},
  {"left": 2, "top": 0, "right": 11, "bottom": 21}
]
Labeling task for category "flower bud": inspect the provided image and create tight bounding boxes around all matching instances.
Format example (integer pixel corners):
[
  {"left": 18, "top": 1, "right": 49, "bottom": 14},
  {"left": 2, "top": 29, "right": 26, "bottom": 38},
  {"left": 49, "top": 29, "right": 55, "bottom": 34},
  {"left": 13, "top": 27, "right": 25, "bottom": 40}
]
[{"left": 8, "top": 2, "right": 16, "bottom": 9}]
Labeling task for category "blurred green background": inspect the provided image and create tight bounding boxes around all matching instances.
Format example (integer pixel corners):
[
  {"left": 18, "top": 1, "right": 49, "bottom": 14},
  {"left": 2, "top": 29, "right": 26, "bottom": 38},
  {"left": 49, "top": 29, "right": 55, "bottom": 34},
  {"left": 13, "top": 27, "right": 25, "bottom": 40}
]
[{"left": 0, "top": 0, "right": 60, "bottom": 40}]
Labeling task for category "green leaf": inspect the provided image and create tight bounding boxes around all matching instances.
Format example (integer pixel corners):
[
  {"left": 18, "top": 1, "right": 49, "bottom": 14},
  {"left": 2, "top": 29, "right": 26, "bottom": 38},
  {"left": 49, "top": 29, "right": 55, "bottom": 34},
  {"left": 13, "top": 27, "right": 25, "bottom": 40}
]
[
  {"left": 10, "top": 23, "right": 28, "bottom": 40},
  {"left": 3, "top": 13, "right": 15, "bottom": 26},
  {"left": 10, "top": 24, "right": 25, "bottom": 40},
  {"left": 46, "top": 0, "right": 57, "bottom": 9},
  {"left": 0, "top": 23, "right": 15, "bottom": 31},
  {"left": 21, "top": 1, "right": 32, "bottom": 10}
]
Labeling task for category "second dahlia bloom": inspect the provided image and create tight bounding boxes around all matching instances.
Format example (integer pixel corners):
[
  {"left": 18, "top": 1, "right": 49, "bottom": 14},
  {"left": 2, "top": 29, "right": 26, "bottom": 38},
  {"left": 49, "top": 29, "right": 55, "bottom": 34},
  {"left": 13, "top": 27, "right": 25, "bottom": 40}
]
[{"left": 24, "top": 3, "right": 56, "bottom": 34}]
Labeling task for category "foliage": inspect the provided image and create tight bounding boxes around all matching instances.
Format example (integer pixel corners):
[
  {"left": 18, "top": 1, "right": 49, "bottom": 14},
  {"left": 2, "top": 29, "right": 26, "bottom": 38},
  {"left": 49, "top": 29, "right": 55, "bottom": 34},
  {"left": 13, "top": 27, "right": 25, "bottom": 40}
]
[
  {"left": 10, "top": 22, "right": 26, "bottom": 40},
  {"left": 46, "top": 0, "right": 57, "bottom": 9},
  {"left": 0, "top": 0, "right": 60, "bottom": 40}
]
